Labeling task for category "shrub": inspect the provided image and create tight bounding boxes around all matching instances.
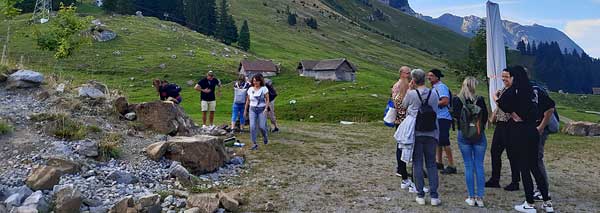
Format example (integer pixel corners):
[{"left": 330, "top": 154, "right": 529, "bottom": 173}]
[
  {"left": 50, "top": 117, "right": 88, "bottom": 140},
  {"left": 0, "top": 120, "right": 13, "bottom": 135},
  {"left": 98, "top": 132, "right": 123, "bottom": 160}
]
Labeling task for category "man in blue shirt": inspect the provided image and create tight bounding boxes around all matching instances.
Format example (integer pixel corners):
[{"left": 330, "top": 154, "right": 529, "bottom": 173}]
[{"left": 428, "top": 69, "right": 457, "bottom": 174}]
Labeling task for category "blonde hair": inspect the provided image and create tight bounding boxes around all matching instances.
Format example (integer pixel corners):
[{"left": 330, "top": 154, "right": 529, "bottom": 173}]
[{"left": 459, "top": 76, "right": 479, "bottom": 101}]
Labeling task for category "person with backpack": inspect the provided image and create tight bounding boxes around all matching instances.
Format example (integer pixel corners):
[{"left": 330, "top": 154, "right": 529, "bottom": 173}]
[
  {"left": 402, "top": 69, "right": 441, "bottom": 206},
  {"left": 265, "top": 79, "right": 280, "bottom": 133},
  {"left": 427, "top": 69, "right": 457, "bottom": 175},
  {"left": 451, "top": 77, "right": 488, "bottom": 208},
  {"left": 486, "top": 69, "right": 521, "bottom": 191},
  {"left": 497, "top": 66, "right": 554, "bottom": 213},
  {"left": 529, "top": 72, "right": 558, "bottom": 203},
  {"left": 244, "top": 74, "right": 270, "bottom": 150},
  {"left": 153, "top": 79, "right": 182, "bottom": 104},
  {"left": 231, "top": 74, "right": 250, "bottom": 133}
]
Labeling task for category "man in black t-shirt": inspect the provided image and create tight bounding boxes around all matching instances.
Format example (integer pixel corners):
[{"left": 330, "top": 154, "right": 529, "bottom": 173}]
[
  {"left": 194, "top": 71, "right": 221, "bottom": 127},
  {"left": 531, "top": 80, "right": 556, "bottom": 201}
]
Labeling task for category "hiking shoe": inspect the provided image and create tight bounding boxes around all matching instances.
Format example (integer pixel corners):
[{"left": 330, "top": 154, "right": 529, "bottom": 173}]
[
  {"left": 271, "top": 128, "right": 279, "bottom": 133},
  {"left": 485, "top": 180, "right": 501, "bottom": 188},
  {"left": 542, "top": 200, "right": 554, "bottom": 213},
  {"left": 515, "top": 201, "right": 536, "bottom": 213},
  {"left": 400, "top": 179, "right": 413, "bottom": 189},
  {"left": 437, "top": 163, "right": 444, "bottom": 170},
  {"left": 465, "top": 197, "right": 475, "bottom": 206},
  {"left": 533, "top": 191, "right": 543, "bottom": 201},
  {"left": 415, "top": 197, "right": 425, "bottom": 205},
  {"left": 475, "top": 198, "right": 485, "bottom": 208},
  {"left": 504, "top": 182, "right": 520, "bottom": 191},
  {"left": 430, "top": 198, "right": 441, "bottom": 206},
  {"left": 251, "top": 144, "right": 258, "bottom": 150},
  {"left": 441, "top": 166, "right": 457, "bottom": 174}
]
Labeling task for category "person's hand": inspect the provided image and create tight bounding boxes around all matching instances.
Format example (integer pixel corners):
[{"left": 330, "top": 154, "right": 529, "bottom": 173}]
[
  {"left": 511, "top": 113, "right": 523, "bottom": 122},
  {"left": 536, "top": 126, "right": 544, "bottom": 135},
  {"left": 408, "top": 80, "right": 415, "bottom": 89},
  {"left": 264, "top": 108, "right": 268, "bottom": 114},
  {"left": 203, "top": 88, "right": 211, "bottom": 93},
  {"left": 244, "top": 111, "right": 248, "bottom": 119}
]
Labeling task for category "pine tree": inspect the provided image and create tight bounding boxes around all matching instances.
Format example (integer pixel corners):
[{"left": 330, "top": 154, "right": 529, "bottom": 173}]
[
  {"left": 224, "top": 14, "right": 238, "bottom": 45},
  {"left": 517, "top": 40, "right": 526, "bottom": 55},
  {"left": 526, "top": 42, "right": 531, "bottom": 55},
  {"left": 286, "top": 5, "right": 297, "bottom": 26},
  {"left": 185, "top": 0, "right": 217, "bottom": 36},
  {"left": 216, "top": 0, "right": 229, "bottom": 41},
  {"left": 531, "top": 41, "right": 537, "bottom": 55},
  {"left": 238, "top": 20, "right": 250, "bottom": 51},
  {"left": 103, "top": 0, "right": 132, "bottom": 14},
  {"left": 305, "top": 17, "right": 318, "bottom": 29}
]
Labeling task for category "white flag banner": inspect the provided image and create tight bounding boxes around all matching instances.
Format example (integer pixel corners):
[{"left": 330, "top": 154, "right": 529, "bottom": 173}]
[{"left": 486, "top": 1, "right": 506, "bottom": 112}]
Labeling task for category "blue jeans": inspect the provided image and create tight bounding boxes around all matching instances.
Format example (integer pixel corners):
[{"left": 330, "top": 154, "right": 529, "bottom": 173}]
[
  {"left": 413, "top": 136, "right": 439, "bottom": 199},
  {"left": 249, "top": 106, "right": 268, "bottom": 144},
  {"left": 457, "top": 131, "right": 487, "bottom": 198},
  {"left": 231, "top": 103, "right": 246, "bottom": 124}
]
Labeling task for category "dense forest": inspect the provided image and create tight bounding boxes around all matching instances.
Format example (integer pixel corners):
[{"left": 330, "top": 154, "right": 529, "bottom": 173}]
[{"left": 517, "top": 40, "right": 600, "bottom": 94}]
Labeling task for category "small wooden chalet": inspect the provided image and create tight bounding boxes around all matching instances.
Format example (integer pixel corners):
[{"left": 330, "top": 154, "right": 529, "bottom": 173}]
[{"left": 297, "top": 58, "right": 357, "bottom": 81}]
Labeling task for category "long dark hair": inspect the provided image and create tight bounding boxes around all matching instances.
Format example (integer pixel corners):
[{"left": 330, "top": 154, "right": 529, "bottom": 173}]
[
  {"left": 508, "top": 65, "right": 533, "bottom": 99},
  {"left": 251, "top": 74, "right": 265, "bottom": 87}
]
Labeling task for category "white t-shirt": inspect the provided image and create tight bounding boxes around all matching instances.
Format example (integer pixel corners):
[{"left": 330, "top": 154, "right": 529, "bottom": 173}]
[{"left": 247, "top": 86, "right": 269, "bottom": 107}]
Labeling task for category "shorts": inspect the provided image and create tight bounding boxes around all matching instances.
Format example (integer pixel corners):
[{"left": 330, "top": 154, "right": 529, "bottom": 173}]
[
  {"left": 201, "top": 101, "right": 216, "bottom": 112},
  {"left": 438, "top": 119, "right": 452, "bottom": 146}
]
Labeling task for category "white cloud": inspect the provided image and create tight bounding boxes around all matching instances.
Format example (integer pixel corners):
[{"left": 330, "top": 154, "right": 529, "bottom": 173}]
[{"left": 565, "top": 19, "right": 600, "bottom": 57}]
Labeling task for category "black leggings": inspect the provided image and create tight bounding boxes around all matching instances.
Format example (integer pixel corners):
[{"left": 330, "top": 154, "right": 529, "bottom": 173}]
[
  {"left": 396, "top": 147, "right": 409, "bottom": 180},
  {"left": 509, "top": 121, "right": 551, "bottom": 203},
  {"left": 489, "top": 122, "right": 520, "bottom": 184}
]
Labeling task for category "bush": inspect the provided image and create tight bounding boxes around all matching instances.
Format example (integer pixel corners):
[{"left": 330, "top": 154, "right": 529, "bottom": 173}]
[
  {"left": 98, "top": 132, "right": 123, "bottom": 160},
  {"left": 50, "top": 117, "right": 88, "bottom": 140},
  {"left": 0, "top": 120, "right": 13, "bottom": 135}
]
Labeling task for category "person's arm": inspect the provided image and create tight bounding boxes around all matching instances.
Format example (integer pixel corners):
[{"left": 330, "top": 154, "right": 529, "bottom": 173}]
[
  {"left": 216, "top": 79, "right": 222, "bottom": 97},
  {"left": 244, "top": 94, "right": 250, "bottom": 118},
  {"left": 438, "top": 97, "right": 449, "bottom": 107},
  {"left": 537, "top": 108, "right": 555, "bottom": 135},
  {"left": 194, "top": 84, "right": 202, "bottom": 92},
  {"left": 264, "top": 92, "right": 270, "bottom": 113}
]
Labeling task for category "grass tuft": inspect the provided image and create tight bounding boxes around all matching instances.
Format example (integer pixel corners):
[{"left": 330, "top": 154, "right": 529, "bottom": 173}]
[
  {"left": 98, "top": 132, "right": 123, "bottom": 160},
  {"left": 0, "top": 120, "right": 13, "bottom": 135}
]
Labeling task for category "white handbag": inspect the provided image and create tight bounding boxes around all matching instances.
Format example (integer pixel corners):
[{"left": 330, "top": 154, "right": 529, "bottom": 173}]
[{"left": 384, "top": 107, "right": 397, "bottom": 124}]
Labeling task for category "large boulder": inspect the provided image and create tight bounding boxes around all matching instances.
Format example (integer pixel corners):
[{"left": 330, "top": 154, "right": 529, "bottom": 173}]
[
  {"left": 186, "top": 193, "right": 219, "bottom": 213},
  {"left": 7, "top": 70, "right": 44, "bottom": 88},
  {"left": 75, "top": 140, "right": 99, "bottom": 157},
  {"left": 54, "top": 185, "right": 82, "bottom": 213},
  {"left": 46, "top": 156, "right": 81, "bottom": 174},
  {"left": 21, "top": 191, "right": 50, "bottom": 212},
  {"left": 144, "top": 142, "right": 168, "bottom": 161},
  {"left": 25, "top": 165, "right": 62, "bottom": 191},
  {"left": 164, "top": 136, "right": 229, "bottom": 174},
  {"left": 93, "top": 29, "right": 117, "bottom": 42},
  {"left": 133, "top": 101, "right": 199, "bottom": 136},
  {"left": 589, "top": 123, "right": 600, "bottom": 136},
  {"left": 563, "top": 121, "right": 597, "bottom": 136},
  {"left": 109, "top": 196, "right": 133, "bottom": 213},
  {"left": 134, "top": 194, "right": 160, "bottom": 212},
  {"left": 107, "top": 171, "right": 138, "bottom": 184},
  {"left": 78, "top": 86, "right": 105, "bottom": 99},
  {"left": 169, "top": 163, "right": 193, "bottom": 186},
  {"left": 218, "top": 192, "right": 239, "bottom": 212},
  {"left": 3, "top": 186, "right": 33, "bottom": 208}
]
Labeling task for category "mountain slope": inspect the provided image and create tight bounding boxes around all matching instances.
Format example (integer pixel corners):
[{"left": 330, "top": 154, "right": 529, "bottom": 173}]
[
  {"left": 319, "top": 0, "right": 470, "bottom": 59},
  {"left": 428, "top": 13, "right": 585, "bottom": 54},
  {"left": 1, "top": 0, "right": 453, "bottom": 123}
]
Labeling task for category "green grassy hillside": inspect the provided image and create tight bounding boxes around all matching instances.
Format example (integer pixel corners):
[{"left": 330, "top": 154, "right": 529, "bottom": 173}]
[
  {"left": 319, "top": 0, "right": 470, "bottom": 59},
  {"left": 2, "top": 0, "right": 594, "bottom": 124}
]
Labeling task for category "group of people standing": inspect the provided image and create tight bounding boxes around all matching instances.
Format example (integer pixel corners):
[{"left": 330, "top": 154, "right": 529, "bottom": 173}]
[
  {"left": 391, "top": 66, "right": 556, "bottom": 213},
  {"left": 154, "top": 71, "right": 280, "bottom": 150}
]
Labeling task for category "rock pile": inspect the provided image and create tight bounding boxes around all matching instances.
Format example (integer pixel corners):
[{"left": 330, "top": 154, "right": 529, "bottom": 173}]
[{"left": 563, "top": 121, "right": 600, "bottom": 137}]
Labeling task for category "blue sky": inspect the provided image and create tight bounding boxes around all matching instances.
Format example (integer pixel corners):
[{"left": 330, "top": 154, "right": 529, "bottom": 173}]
[{"left": 410, "top": 0, "right": 600, "bottom": 58}]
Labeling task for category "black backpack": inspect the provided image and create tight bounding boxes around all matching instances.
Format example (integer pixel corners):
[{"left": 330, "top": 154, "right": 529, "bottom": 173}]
[{"left": 415, "top": 89, "right": 438, "bottom": 131}]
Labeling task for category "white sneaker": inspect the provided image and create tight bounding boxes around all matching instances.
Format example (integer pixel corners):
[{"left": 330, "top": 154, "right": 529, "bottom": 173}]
[
  {"left": 515, "top": 201, "right": 536, "bottom": 213},
  {"left": 533, "top": 191, "right": 543, "bottom": 201},
  {"left": 431, "top": 198, "right": 441, "bottom": 206},
  {"left": 423, "top": 186, "right": 430, "bottom": 193},
  {"left": 541, "top": 200, "right": 554, "bottom": 213},
  {"left": 475, "top": 198, "right": 485, "bottom": 208},
  {"left": 202, "top": 125, "right": 207, "bottom": 128},
  {"left": 415, "top": 197, "right": 425, "bottom": 205},
  {"left": 400, "top": 179, "right": 412, "bottom": 189},
  {"left": 408, "top": 184, "right": 418, "bottom": 193},
  {"left": 465, "top": 197, "right": 475, "bottom": 206}
]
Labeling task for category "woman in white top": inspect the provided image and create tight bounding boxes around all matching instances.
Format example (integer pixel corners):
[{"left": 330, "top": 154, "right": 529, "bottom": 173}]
[{"left": 244, "top": 74, "right": 270, "bottom": 150}]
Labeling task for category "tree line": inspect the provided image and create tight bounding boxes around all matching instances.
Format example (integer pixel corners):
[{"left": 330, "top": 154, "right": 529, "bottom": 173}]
[{"left": 521, "top": 40, "right": 600, "bottom": 94}]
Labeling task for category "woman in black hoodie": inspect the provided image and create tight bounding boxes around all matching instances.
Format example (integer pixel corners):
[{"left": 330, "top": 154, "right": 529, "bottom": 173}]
[{"left": 498, "top": 66, "right": 553, "bottom": 213}]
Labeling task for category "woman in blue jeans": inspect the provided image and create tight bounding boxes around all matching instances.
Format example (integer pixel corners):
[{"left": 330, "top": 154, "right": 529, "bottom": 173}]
[
  {"left": 231, "top": 74, "right": 250, "bottom": 133},
  {"left": 451, "top": 77, "right": 488, "bottom": 207},
  {"left": 244, "top": 74, "right": 270, "bottom": 150}
]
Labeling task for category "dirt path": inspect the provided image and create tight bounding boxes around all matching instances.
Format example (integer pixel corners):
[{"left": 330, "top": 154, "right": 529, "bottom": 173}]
[{"left": 234, "top": 122, "right": 600, "bottom": 212}]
